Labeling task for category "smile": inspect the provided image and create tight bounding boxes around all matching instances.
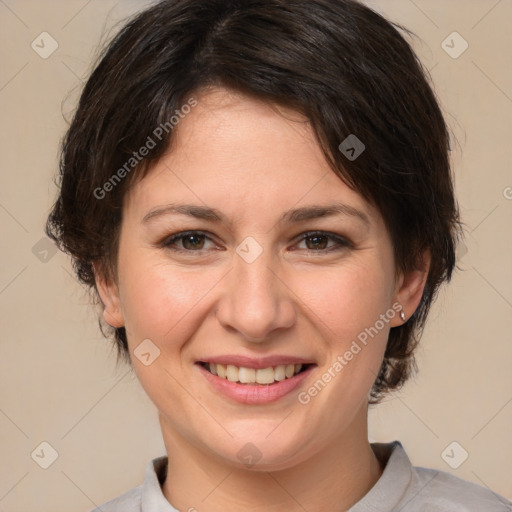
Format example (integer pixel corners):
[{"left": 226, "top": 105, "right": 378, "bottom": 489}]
[
  {"left": 195, "top": 361, "right": 316, "bottom": 404},
  {"left": 200, "top": 362, "right": 307, "bottom": 385}
]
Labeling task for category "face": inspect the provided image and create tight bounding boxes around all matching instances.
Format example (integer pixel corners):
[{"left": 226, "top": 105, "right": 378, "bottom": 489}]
[{"left": 97, "top": 87, "right": 424, "bottom": 471}]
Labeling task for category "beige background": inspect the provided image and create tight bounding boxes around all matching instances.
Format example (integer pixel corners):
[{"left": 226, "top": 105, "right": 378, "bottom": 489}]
[{"left": 1, "top": 0, "right": 511, "bottom": 511}]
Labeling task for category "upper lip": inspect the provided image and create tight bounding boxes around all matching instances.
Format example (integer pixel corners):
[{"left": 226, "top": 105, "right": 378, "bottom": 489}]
[{"left": 196, "top": 355, "right": 316, "bottom": 369}]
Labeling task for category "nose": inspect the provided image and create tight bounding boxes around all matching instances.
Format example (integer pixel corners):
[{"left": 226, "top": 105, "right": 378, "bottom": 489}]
[{"left": 215, "top": 252, "right": 297, "bottom": 342}]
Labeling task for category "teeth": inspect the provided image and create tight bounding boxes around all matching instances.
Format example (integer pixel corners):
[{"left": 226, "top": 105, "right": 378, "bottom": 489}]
[
  {"left": 205, "top": 363, "right": 304, "bottom": 384},
  {"left": 256, "top": 367, "right": 275, "bottom": 384},
  {"left": 274, "top": 365, "right": 286, "bottom": 381},
  {"left": 239, "top": 367, "right": 256, "bottom": 383},
  {"left": 226, "top": 364, "right": 239, "bottom": 382},
  {"left": 216, "top": 364, "right": 226, "bottom": 379}
]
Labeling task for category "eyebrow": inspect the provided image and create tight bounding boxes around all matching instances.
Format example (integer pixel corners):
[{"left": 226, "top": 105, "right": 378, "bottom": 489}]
[
  {"left": 142, "top": 202, "right": 370, "bottom": 227},
  {"left": 143, "top": 204, "right": 223, "bottom": 223}
]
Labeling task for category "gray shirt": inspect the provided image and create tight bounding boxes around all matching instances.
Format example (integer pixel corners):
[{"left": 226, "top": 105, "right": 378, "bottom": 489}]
[{"left": 90, "top": 441, "right": 512, "bottom": 511}]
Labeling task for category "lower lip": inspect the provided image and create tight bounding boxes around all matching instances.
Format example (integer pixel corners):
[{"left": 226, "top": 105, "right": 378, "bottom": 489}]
[{"left": 196, "top": 363, "right": 315, "bottom": 405}]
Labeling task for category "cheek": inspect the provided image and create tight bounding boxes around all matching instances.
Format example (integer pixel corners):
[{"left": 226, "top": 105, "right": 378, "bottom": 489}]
[
  {"left": 293, "top": 256, "right": 394, "bottom": 336},
  {"left": 292, "top": 256, "right": 394, "bottom": 393},
  {"left": 116, "top": 255, "right": 224, "bottom": 346}
]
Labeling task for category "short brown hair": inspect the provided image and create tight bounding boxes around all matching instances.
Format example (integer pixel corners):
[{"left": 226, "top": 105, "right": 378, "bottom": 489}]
[{"left": 46, "top": 0, "right": 461, "bottom": 402}]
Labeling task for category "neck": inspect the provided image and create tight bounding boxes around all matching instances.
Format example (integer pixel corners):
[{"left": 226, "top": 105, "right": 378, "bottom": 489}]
[{"left": 160, "top": 406, "right": 383, "bottom": 512}]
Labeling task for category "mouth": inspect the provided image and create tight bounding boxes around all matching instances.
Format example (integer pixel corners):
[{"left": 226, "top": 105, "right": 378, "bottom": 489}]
[
  {"left": 197, "top": 361, "right": 312, "bottom": 385},
  {"left": 195, "top": 359, "right": 317, "bottom": 404}
]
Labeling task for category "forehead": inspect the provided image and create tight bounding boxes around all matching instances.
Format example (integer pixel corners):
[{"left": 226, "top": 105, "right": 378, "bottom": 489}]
[
  {"left": 124, "top": 87, "right": 379, "bottom": 226},
  {"left": 170, "top": 87, "right": 324, "bottom": 170}
]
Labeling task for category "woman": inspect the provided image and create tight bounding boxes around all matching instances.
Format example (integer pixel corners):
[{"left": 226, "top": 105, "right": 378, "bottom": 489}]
[{"left": 46, "top": 0, "right": 511, "bottom": 510}]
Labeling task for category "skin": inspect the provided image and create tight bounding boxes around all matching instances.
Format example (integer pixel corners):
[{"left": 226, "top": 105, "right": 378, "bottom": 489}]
[{"left": 96, "top": 87, "right": 429, "bottom": 512}]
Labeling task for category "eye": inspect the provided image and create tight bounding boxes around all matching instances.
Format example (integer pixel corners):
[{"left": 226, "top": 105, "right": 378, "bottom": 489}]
[
  {"left": 294, "top": 231, "right": 352, "bottom": 252},
  {"left": 162, "top": 231, "right": 217, "bottom": 252},
  {"left": 160, "top": 230, "right": 352, "bottom": 255}
]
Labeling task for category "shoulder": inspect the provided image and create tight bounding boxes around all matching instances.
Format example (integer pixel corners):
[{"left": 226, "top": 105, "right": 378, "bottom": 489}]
[
  {"left": 364, "top": 442, "right": 511, "bottom": 512},
  {"left": 86, "top": 455, "right": 170, "bottom": 512},
  {"left": 87, "top": 484, "right": 143, "bottom": 512},
  {"left": 409, "top": 465, "right": 512, "bottom": 511}
]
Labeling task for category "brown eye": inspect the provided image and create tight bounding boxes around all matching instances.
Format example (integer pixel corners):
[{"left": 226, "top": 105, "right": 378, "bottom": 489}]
[
  {"left": 304, "top": 234, "right": 329, "bottom": 250},
  {"left": 162, "top": 231, "right": 216, "bottom": 252},
  {"left": 181, "top": 234, "right": 206, "bottom": 250},
  {"left": 294, "top": 231, "right": 352, "bottom": 253}
]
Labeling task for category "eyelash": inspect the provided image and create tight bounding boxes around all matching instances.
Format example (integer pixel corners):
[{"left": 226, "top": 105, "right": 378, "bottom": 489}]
[{"left": 161, "top": 230, "right": 352, "bottom": 255}]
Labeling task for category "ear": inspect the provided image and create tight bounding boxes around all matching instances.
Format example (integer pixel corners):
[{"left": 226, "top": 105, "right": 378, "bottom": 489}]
[
  {"left": 390, "top": 249, "right": 431, "bottom": 327},
  {"left": 93, "top": 262, "right": 124, "bottom": 328}
]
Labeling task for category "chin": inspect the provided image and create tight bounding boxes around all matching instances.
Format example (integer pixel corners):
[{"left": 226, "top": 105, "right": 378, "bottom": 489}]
[{"left": 210, "top": 427, "right": 315, "bottom": 472}]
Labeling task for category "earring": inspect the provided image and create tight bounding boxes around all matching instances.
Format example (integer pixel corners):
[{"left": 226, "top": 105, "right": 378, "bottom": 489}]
[{"left": 400, "top": 310, "right": 406, "bottom": 322}]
